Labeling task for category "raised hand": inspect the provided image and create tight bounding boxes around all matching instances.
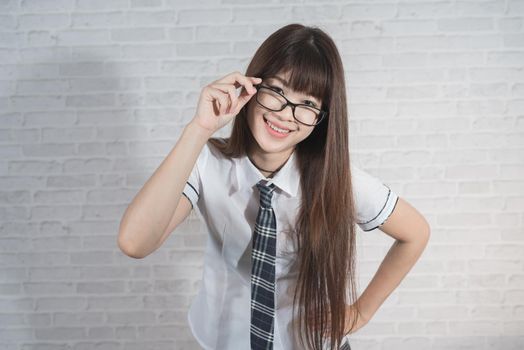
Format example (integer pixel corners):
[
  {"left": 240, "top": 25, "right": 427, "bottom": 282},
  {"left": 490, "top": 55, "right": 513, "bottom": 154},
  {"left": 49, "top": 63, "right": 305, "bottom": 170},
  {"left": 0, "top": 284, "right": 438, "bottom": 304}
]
[{"left": 190, "top": 71, "right": 262, "bottom": 136}]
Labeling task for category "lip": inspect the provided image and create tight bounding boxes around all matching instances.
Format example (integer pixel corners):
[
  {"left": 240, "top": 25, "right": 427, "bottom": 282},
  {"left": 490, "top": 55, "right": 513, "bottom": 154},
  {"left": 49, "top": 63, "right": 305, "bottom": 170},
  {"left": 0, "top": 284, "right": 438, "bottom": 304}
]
[
  {"left": 263, "top": 117, "right": 292, "bottom": 138},
  {"left": 263, "top": 116, "right": 294, "bottom": 131}
]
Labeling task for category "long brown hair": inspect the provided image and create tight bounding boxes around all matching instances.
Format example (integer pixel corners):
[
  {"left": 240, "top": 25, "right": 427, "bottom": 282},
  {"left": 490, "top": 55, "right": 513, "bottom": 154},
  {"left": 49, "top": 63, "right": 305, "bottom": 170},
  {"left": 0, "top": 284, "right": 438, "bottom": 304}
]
[{"left": 208, "top": 23, "right": 360, "bottom": 350}]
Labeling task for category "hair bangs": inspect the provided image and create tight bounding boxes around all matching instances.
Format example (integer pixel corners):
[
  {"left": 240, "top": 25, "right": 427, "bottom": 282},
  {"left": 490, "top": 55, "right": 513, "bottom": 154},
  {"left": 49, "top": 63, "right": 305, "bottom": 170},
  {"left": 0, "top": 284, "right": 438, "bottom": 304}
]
[{"left": 262, "top": 44, "right": 329, "bottom": 108}]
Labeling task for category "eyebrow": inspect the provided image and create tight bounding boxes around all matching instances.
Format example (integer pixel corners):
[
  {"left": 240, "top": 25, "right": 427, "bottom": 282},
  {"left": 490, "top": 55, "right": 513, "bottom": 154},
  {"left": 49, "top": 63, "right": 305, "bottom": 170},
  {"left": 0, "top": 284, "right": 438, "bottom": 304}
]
[{"left": 266, "top": 76, "right": 321, "bottom": 105}]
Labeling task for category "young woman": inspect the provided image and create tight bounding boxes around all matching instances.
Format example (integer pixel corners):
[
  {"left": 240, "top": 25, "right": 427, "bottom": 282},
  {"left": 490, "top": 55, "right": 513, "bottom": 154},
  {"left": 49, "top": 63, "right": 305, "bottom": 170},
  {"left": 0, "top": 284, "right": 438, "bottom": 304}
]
[{"left": 118, "top": 24, "right": 430, "bottom": 350}]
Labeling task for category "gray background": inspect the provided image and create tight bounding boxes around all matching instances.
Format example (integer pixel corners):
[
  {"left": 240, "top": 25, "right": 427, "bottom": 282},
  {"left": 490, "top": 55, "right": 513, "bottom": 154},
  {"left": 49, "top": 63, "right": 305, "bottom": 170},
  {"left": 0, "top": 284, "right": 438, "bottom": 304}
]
[{"left": 1, "top": 0, "right": 523, "bottom": 349}]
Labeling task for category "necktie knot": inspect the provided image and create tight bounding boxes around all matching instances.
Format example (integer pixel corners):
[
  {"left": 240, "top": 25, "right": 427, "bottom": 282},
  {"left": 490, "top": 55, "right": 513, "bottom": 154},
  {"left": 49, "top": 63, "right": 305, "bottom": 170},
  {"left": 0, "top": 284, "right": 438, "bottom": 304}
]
[{"left": 256, "top": 180, "right": 276, "bottom": 209}]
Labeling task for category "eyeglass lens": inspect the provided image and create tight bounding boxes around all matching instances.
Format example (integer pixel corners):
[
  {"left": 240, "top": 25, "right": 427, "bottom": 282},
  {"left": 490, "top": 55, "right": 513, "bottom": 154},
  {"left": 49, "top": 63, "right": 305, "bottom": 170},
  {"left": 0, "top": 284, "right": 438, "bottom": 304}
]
[{"left": 257, "top": 88, "right": 320, "bottom": 125}]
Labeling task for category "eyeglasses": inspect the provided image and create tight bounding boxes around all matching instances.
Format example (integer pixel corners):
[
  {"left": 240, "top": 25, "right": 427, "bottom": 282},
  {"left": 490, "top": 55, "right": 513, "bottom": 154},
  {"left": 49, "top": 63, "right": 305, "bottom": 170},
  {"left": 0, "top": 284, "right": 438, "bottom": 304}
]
[{"left": 252, "top": 83, "right": 328, "bottom": 126}]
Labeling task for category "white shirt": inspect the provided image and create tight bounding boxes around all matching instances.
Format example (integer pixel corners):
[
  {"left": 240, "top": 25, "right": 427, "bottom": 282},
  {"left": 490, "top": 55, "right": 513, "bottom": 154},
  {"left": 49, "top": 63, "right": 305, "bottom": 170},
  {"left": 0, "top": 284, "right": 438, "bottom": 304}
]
[{"left": 181, "top": 140, "right": 399, "bottom": 350}]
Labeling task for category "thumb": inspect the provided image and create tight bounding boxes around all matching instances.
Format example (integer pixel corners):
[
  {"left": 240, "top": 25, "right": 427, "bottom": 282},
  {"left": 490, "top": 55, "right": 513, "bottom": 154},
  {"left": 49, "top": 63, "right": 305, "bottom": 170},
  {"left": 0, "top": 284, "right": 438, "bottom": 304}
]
[{"left": 236, "top": 86, "right": 257, "bottom": 109}]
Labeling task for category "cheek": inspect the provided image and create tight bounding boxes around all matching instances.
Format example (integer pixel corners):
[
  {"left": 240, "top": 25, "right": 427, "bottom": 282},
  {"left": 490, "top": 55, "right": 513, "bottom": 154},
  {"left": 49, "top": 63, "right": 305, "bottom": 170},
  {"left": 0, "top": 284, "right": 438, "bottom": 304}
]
[
  {"left": 247, "top": 103, "right": 315, "bottom": 143},
  {"left": 247, "top": 104, "right": 265, "bottom": 131},
  {"left": 295, "top": 128, "right": 315, "bottom": 143}
]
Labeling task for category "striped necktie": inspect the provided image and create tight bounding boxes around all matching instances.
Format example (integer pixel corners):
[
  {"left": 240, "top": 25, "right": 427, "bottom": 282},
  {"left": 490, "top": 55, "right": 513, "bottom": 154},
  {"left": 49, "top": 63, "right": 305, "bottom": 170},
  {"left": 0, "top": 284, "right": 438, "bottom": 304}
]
[{"left": 251, "top": 180, "right": 277, "bottom": 350}]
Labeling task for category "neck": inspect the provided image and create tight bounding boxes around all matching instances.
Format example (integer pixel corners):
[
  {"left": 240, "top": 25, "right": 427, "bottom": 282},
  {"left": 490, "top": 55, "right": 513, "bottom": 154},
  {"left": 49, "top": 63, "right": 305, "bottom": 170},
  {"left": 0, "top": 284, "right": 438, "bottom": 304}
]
[{"left": 248, "top": 145, "right": 294, "bottom": 178}]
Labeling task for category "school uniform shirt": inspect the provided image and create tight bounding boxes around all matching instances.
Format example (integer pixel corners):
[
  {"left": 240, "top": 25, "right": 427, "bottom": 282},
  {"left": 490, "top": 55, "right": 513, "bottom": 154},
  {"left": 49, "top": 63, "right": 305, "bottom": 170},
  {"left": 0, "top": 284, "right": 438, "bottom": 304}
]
[{"left": 181, "top": 140, "right": 399, "bottom": 350}]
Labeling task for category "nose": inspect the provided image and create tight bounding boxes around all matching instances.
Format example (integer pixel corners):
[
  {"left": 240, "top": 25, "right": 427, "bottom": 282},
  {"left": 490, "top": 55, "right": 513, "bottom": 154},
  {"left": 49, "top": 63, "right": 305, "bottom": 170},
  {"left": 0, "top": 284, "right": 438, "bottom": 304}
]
[{"left": 276, "top": 103, "right": 296, "bottom": 123}]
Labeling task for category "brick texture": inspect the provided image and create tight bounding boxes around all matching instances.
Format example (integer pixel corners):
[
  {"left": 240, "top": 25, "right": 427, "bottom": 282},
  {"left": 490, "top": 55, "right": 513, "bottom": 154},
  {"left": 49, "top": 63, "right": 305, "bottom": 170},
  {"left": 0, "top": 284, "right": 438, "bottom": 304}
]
[{"left": 1, "top": 0, "right": 523, "bottom": 349}]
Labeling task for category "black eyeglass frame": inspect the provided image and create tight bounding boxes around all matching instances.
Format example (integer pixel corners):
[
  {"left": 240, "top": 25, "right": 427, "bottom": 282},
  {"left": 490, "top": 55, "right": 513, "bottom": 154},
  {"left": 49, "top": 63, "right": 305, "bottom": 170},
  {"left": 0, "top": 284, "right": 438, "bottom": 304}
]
[{"left": 252, "top": 83, "right": 328, "bottom": 127}]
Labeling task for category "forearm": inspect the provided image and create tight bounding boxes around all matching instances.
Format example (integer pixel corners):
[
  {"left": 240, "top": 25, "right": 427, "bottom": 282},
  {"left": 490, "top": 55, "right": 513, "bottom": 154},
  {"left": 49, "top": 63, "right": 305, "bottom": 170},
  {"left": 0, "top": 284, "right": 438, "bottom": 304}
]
[
  {"left": 117, "top": 122, "right": 212, "bottom": 258},
  {"left": 357, "top": 235, "right": 429, "bottom": 320}
]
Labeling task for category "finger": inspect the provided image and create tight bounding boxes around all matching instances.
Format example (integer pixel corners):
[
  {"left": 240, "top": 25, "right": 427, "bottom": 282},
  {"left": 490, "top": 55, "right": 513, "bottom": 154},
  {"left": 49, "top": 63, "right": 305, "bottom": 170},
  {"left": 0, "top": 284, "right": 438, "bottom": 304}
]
[
  {"left": 210, "top": 83, "right": 238, "bottom": 114},
  {"left": 222, "top": 73, "right": 262, "bottom": 113},
  {"left": 209, "top": 92, "right": 223, "bottom": 116},
  {"left": 213, "top": 89, "right": 227, "bottom": 115},
  {"left": 218, "top": 71, "right": 261, "bottom": 95},
  {"left": 207, "top": 86, "right": 229, "bottom": 115},
  {"left": 238, "top": 75, "right": 261, "bottom": 94},
  {"left": 236, "top": 83, "right": 257, "bottom": 107},
  {"left": 213, "top": 78, "right": 257, "bottom": 113}
]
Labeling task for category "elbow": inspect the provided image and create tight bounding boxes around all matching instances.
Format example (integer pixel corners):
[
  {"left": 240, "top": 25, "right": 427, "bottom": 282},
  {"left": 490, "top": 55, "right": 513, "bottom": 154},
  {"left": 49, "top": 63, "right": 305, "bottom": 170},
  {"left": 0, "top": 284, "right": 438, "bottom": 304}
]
[
  {"left": 117, "top": 232, "right": 147, "bottom": 259},
  {"left": 405, "top": 222, "right": 431, "bottom": 246},
  {"left": 420, "top": 222, "right": 431, "bottom": 245}
]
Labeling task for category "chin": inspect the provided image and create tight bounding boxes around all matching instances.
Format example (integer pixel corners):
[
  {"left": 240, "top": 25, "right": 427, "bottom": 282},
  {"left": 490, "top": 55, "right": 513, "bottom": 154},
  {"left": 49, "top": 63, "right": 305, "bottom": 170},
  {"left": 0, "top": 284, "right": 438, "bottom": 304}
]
[{"left": 253, "top": 130, "right": 287, "bottom": 153}]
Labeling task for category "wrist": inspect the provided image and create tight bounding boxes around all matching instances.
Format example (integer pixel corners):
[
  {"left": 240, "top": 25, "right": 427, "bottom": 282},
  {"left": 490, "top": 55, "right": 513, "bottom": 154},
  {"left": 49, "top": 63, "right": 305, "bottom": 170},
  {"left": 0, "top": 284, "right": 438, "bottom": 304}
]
[
  {"left": 346, "top": 302, "right": 372, "bottom": 324},
  {"left": 356, "top": 302, "right": 373, "bottom": 324},
  {"left": 185, "top": 121, "right": 214, "bottom": 142}
]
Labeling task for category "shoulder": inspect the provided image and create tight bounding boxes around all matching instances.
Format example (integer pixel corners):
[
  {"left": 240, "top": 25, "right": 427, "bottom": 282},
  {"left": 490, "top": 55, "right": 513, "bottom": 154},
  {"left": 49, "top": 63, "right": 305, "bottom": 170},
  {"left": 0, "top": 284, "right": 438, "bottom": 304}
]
[
  {"left": 350, "top": 163, "right": 388, "bottom": 188},
  {"left": 350, "top": 163, "right": 377, "bottom": 188},
  {"left": 350, "top": 162, "right": 399, "bottom": 232}
]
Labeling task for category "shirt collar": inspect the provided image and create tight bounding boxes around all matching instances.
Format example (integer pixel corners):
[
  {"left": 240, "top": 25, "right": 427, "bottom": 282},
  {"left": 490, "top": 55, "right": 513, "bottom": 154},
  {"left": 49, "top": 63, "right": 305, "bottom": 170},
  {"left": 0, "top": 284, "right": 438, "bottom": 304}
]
[{"left": 232, "top": 150, "right": 300, "bottom": 198}]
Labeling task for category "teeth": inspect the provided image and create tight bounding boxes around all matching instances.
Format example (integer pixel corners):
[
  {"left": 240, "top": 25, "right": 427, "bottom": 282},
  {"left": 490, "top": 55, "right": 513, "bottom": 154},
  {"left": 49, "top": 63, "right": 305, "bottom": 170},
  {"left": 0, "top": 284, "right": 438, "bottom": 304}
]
[{"left": 266, "top": 120, "right": 290, "bottom": 134}]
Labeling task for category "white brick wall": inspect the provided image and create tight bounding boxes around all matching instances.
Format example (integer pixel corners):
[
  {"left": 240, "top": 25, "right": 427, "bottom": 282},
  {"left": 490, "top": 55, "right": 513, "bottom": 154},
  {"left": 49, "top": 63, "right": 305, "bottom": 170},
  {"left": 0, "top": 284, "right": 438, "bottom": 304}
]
[{"left": 1, "top": 0, "right": 523, "bottom": 349}]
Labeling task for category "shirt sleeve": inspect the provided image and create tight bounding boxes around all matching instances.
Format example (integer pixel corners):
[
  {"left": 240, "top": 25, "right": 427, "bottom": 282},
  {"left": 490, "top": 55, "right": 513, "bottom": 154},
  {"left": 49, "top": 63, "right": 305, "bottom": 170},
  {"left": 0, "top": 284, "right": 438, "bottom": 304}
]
[
  {"left": 351, "top": 164, "right": 399, "bottom": 232},
  {"left": 181, "top": 142, "right": 210, "bottom": 210}
]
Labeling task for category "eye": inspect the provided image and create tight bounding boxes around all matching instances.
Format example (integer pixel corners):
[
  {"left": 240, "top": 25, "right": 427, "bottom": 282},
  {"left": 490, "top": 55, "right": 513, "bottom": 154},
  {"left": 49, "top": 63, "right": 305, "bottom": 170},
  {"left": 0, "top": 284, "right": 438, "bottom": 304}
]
[
  {"left": 304, "top": 100, "right": 318, "bottom": 108},
  {"left": 269, "top": 85, "right": 319, "bottom": 107},
  {"left": 269, "top": 85, "right": 284, "bottom": 94}
]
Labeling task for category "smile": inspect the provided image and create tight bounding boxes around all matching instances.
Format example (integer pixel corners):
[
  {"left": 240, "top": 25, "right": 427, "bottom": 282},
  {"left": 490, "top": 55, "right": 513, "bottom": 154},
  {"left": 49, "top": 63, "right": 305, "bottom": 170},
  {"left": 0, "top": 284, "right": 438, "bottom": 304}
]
[{"left": 264, "top": 117, "right": 291, "bottom": 134}]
